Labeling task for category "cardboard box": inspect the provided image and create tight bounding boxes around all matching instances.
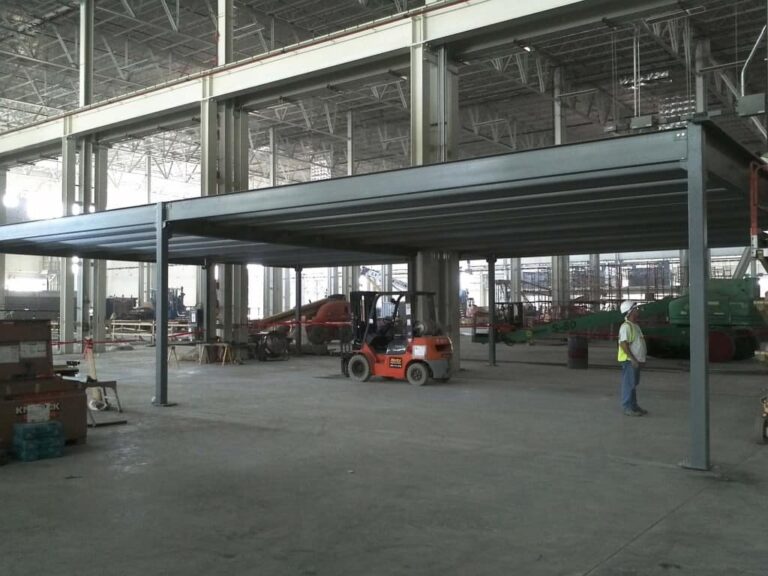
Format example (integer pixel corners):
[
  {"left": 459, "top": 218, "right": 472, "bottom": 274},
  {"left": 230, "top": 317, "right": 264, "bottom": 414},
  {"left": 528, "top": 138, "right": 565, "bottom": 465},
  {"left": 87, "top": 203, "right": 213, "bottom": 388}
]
[
  {"left": 0, "top": 379, "right": 87, "bottom": 449},
  {"left": 0, "top": 320, "right": 53, "bottom": 381}
]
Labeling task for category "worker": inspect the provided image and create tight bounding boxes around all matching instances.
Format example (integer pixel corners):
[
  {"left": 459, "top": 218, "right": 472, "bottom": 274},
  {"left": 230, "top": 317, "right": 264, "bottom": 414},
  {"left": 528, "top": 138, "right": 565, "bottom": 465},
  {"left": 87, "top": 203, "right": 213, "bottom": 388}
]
[{"left": 618, "top": 300, "right": 648, "bottom": 417}]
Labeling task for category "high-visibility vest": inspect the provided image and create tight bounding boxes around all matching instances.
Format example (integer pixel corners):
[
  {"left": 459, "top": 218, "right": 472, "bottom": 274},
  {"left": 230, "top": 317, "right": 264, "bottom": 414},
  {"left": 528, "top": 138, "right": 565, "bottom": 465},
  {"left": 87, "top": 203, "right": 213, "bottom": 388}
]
[{"left": 617, "top": 321, "right": 635, "bottom": 362}]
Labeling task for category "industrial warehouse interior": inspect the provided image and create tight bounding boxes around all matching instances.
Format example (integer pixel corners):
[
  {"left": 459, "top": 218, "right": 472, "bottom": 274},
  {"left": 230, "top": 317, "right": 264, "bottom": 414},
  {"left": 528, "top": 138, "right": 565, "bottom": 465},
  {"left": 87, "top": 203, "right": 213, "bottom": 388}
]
[{"left": 1, "top": 0, "right": 768, "bottom": 574}]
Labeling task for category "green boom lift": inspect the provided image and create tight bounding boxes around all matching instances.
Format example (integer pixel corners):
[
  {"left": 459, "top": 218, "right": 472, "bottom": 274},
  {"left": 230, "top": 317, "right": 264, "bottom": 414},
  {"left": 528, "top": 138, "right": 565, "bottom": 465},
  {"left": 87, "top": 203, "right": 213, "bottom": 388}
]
[{"left": 472, "top": 279, "right": 766, "bottom": 362}]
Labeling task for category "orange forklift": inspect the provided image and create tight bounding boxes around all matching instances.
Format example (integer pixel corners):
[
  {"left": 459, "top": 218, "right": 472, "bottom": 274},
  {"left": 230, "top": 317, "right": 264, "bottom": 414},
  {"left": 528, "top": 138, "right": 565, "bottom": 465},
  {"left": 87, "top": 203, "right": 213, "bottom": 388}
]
[{"left": 341, "top": 291, "right": 453, "bottom": 386}]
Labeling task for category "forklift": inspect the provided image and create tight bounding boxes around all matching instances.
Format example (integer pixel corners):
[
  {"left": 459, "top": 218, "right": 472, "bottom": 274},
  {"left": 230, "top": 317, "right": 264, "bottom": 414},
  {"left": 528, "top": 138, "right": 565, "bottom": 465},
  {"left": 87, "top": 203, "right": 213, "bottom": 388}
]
[{"left": 341, "top": 291, "right": 453, "bottom": 386}]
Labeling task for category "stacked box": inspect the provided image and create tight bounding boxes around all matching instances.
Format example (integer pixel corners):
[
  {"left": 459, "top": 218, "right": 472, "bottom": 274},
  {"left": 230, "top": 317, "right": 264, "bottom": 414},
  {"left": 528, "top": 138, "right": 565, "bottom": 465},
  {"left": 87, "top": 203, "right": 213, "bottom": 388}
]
[
  {"left": 0, "top": 321, "right": 87, "bottom": 450},
  {"left": 0, "top": 320, "right": 53, "bottom": 381},
  {"left": 12, "top": 421, "right": 65, "bottom": 462}
]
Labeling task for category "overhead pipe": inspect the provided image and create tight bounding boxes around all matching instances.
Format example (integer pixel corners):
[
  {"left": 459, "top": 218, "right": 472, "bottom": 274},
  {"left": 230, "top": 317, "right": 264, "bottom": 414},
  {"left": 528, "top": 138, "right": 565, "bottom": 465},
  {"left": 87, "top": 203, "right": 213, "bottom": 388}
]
[{"left": 741, "top": 25, "right": 767, "bottom": 96}]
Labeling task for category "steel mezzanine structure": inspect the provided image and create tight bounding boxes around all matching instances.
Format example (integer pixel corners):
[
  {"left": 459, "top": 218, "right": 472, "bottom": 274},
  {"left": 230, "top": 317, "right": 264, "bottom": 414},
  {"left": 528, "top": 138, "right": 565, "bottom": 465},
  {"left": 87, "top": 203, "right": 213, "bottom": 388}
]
[{"left": 0, "top": 119, "right": 760, "bottom": 470}]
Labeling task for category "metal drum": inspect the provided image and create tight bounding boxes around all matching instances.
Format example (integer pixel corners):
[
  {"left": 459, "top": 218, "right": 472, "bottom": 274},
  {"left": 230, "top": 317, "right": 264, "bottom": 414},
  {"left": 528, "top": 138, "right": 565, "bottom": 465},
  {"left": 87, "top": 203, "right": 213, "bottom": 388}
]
[{"left": 567, "top": 335, "right": 589, "bottom": 369}]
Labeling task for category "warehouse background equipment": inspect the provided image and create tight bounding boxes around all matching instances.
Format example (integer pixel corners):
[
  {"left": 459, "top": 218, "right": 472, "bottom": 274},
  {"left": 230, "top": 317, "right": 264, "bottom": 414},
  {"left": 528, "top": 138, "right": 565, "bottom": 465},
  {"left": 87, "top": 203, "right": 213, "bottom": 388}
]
[{"left": 473, "top": 279, "right": 767, "bottom": 363}]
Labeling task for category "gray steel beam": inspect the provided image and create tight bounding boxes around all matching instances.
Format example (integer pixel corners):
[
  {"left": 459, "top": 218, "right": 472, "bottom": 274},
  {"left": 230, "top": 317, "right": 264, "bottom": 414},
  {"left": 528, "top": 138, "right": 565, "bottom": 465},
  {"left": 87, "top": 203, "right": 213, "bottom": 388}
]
[
  {"left": 170, "top": 221, "right": 412, "bottom": 258},
  {"left": 154, "top": 203, "right": 170, "bottom": 406},
  {"left": 684, "top": 122, "right": 710, "bottom": 471},
  {"left": 0, "top": 0, "right": 678, "bottom": 162},
  {"left": 167, "top": 132, "right": 688, "bottom": 227}
]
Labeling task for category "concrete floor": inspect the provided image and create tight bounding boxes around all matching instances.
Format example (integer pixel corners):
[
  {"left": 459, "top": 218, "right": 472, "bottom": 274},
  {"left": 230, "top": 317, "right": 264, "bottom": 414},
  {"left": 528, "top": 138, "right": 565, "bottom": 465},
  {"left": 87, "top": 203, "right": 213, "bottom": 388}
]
[{"left": 1, "top": 337, "right": 767, "bottom": 575}]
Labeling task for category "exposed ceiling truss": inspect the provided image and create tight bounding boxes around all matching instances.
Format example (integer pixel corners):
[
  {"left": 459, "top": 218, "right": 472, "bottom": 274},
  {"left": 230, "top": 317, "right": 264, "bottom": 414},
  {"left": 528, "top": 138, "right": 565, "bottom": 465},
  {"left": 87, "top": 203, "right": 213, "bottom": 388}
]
[{"left": 1, "top": 0, "right": 767, "bottom": 192}]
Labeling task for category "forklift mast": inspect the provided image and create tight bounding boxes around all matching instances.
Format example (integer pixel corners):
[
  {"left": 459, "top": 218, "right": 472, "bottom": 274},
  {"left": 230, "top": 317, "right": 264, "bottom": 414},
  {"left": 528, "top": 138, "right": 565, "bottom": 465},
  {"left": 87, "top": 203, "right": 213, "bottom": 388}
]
[{"left": 349, "top": 291, "right": 438, "bottom": 349}]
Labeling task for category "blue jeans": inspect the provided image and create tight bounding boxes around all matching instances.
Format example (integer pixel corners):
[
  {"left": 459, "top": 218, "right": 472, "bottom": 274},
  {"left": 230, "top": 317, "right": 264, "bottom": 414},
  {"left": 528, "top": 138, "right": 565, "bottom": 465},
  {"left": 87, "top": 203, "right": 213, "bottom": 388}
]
[{"left": 621, "top": 361, "right": 641, "bottom": 411}]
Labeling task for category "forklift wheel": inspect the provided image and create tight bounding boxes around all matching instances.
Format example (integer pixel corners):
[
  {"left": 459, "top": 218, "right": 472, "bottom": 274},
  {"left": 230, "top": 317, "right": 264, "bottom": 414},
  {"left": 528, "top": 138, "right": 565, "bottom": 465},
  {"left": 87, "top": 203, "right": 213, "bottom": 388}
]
[
  {"left": 756, "top": 416, "right": 768, "bottom": 445},
  {"left": 406, "top": 362, "right": 429, "bottom": 387},
  {"left": 348, "top": 354, "right": 371, "bottom": 382}
]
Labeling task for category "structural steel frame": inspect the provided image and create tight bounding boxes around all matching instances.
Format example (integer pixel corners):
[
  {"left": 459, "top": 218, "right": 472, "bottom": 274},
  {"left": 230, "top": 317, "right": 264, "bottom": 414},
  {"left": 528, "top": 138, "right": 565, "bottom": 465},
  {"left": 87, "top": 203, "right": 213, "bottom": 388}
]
[{"left": 0, "top": 120, "right": 757, "bottom": 469}]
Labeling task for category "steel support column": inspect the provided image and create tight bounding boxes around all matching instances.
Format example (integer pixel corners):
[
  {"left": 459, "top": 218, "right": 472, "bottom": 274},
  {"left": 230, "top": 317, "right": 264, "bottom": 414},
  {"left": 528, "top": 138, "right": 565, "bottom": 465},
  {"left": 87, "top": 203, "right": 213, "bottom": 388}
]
[
  {"left": 695, "top": 40, "right": 710, "bottom": 115},
  {"left": 342, "top": 112, "right": 358, "bottom": 296},
  {"left": 76, "top": 0, "right": 94, "bottom": 349},
  {"left": 0, "top": 170, "right": 5, "bottom": 319},
  {"left": 684, "top": 123, "right": 710, "bottom": 471},
  {"left": 551, "top": 256, "right": 570, "bottom": 317},
  {"left": 553, "top": 67, "right": 565, "bottom": 145},
  {"left": 204, "top": 263, "right": 217, "bottom": 341},
  {"left": 231, "top": 105, "right": 249, "bottom": 343},
  {"left": 217, "top": 0, "right": 233, "bottom": 65},
  {"left": 589, "top": 254, "right": 601, "bottom": 311},
  {"left": 410, "top": 29, "right": 459, "bottom": 165},
  {"left": 60, "top": 136, "right": 76, "bottom": 354},
  {"left": 552, "top": 66, "right": 570, "bottom": 315},
  {"left": 271, "top": 268, "right": 283, "bottom": 315},
  {"left": 217, "top": 99, "right": 235, "bottom": 341},
  {"left": 679, "top": 250, "right": 689, "bottom": 289},
  {"left": 154, "top": 202, "right": 170, "bottom": 406},
  {"left": 509, "top": 258, "right": 522, "bottom": 301},
  {"left": 262, "top": 126, "right": 279, "bottom": 318},
  {"left": 144, "top": 152, "right": 154, "bottom": 305},
  {"left": 328, "top": 267, "right": 339, "bottom": 296},
  {"left": 76, "top": 138, "right": 93, "bottom": 346},
  {"left": 221, "top": 264, "right": 233, "bottom": 341},
  {"left": 232, "top": 265, "right": 249, "bottom": 343},
  {"left": 382, "top": 264, "right": 393, "bottom": 291},
  {"left": 411, "top": 28, "right": 460, "bottom": 367},
  {"left": 415, "top": 251, "right": 460, "bottom": 373},
  {"left": 341, "top": 266, "right": 358, "bottom": 296},
  {"left": 347, "top": 110, "right": 355, "bottom": 176},
  {"left": 487, "top": 256, "right": 497, "bottom": 366},
  {"left": 283, "top": 268, "right": 292, "bottom": 312},
  {"left": 79, "top": 0, "right": 94, "bottom": 108},
  {"left": 199, "top": 96, "right": 217, "bottom": 337},
  {"left": 269, "top": 126, "right": 278, "bottom": 186},
  {"left": 92, "top": 145, "right": 108, "bottom": 352},
  {"left": 295, "top": 267, "right": 303, "bottom": 354}
]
